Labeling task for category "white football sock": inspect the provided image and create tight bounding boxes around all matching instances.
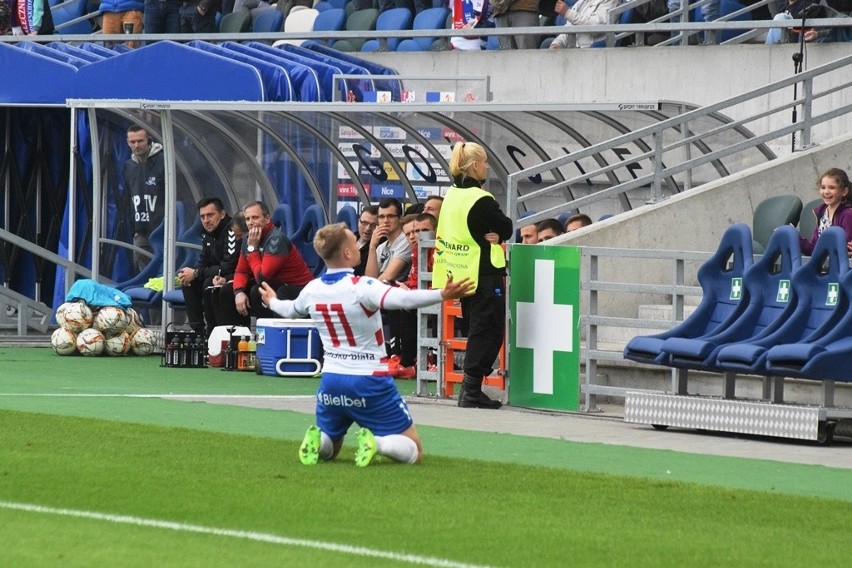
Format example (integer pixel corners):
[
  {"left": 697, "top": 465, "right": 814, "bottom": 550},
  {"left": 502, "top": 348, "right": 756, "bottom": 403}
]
[
  {"left": 375, "top": 434, "right": 418, "bottom": 464},
  {"left": 319, "top": 431, "right": 334, "bottom": 460}
]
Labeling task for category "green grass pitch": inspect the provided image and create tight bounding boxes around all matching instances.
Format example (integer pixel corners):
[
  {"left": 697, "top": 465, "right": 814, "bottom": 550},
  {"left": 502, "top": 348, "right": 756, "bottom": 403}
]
[{"left": 1, "top": 347, "right": 851, "bottom": 567}]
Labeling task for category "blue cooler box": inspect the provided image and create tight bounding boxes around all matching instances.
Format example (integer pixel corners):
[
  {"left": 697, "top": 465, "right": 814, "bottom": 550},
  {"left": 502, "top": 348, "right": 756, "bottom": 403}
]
[{"left": 256, "top": 318, "right": 322, "bottom": 377}]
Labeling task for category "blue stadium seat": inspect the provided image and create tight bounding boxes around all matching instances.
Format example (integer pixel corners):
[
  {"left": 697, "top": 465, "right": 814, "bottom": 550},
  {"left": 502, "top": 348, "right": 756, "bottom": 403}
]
[
  {"left": 311, "top": 7, "right": 346, "bottom": 34},
  {"left": 252, "top": 8, "right": 285, "bottom": 33},
  {"left": 660, "top": 226, "right": 808, "bottom": 372},
  {"left": 396, "top": 7, "right": 449, "bottom": 51},
  {"left": 715, "top": 226, "right": 848, "bottom": 374},
  {"left": 766, "top": 266, "right": 852, "bottom": 382},
  {"left": 51, "top": 0, "right": 93, "bottom": 34},
  {"left": 623, "top": 223, "right": 753, "bottom": 366},
  {"left": 718, "top": 0, "right": 751, "bottom": 43},
  {"left": 361, "top": 7, "right": 413, "bottom": 52},
  {"left": 163, "top": 216, "right": 205, "bottom": 312},
  {"left": 336, "top": 204, "right": 359, "bottom": 232},
  {"left": 120, "top": 202, "right": 188, "bottom": 320},
  {"left": 589, "top": 7, "right": 635, "bottom": 48},
  {"left": 313, "top": 0, "right": 334, "bottom": 12},
  {"left": 289, "top": 204, "right": 327, "bottom": 276},
  {"left": 272, "top": 202, "right": 295, "bottom": 237}
]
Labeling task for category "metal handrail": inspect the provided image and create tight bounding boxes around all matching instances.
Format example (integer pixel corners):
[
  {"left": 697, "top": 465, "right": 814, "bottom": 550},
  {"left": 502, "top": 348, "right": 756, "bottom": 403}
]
[
  {"left": 2, "top": 17, "right": 851, "bottom": 45},
  {"left": 507, "top": 51, "right": 852, "bottom": 228}
]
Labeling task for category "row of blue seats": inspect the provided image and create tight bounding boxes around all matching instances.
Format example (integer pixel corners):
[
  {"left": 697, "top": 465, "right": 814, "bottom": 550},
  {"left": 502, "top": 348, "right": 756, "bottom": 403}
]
[{"left": 624, "top": 223, "right": 852, "bottom": 383}]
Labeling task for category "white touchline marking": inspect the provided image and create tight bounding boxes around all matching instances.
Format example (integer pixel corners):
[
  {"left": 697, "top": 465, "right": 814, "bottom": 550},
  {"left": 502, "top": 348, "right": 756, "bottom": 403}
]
[{"left": 0, "top": 501, "right": 493, "bottom": 568}]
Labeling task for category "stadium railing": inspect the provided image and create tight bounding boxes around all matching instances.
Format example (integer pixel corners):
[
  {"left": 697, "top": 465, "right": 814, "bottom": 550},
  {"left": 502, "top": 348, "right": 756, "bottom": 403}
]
[
  {"left": 3, "top": 12, "right": 852, "bottom": 49},
  {"left": 507, "top": 51, "right": 852, "bottom": 229}
]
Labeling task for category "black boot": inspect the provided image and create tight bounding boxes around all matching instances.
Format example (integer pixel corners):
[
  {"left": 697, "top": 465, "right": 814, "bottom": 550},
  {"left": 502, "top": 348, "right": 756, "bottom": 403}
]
[{"left": 458, "top": 375, "right": 502, "bottom": 409}]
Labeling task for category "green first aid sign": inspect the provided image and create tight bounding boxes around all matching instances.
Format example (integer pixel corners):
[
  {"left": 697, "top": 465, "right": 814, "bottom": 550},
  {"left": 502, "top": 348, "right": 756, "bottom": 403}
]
[{"left": 508, "top": 244, "right": 580, "bottom": 411}]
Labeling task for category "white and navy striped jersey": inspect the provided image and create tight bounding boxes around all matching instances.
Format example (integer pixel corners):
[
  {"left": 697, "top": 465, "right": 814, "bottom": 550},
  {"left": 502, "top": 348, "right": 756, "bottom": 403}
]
[{"left": 268, "top": 268, "right": 443, "bottom": 375}]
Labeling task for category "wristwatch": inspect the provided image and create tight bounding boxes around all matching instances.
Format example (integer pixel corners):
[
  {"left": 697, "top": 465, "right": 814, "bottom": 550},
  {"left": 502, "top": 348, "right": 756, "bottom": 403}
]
[{"left": 246, "top": 245, "right": 256, "bottom": 253}]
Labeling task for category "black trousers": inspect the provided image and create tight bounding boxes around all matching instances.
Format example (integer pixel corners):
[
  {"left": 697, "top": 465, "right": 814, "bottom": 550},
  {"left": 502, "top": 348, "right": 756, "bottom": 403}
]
[
  {"left": 181, "top": 275, "right": 220, "bottom": 335},
  {"left": 399, "top": 308, "right": 418, "bottom": 367},
  {"left": 460, "top": 273, "right": 505, "bottom": 381},
  {"left": 217, "top": 281, "right": 307, "bottom": 327}
]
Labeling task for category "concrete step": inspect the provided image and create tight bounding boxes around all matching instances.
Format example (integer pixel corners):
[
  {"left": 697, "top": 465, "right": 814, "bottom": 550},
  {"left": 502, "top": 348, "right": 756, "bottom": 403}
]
[
  {"left": 637, "top": 303, "right": 698, "bottom": 322},
  {"left": 597, "top": 303, "right": 699, "bottom": 348}
]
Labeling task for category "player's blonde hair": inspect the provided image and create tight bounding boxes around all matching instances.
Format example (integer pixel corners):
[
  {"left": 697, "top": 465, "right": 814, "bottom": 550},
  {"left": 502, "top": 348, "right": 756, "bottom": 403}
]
[
  {"left": 449, "top": 141, "right": 486, "bottom": 179},
  {"left": 313, "top": 222, "right": 350, "bottom": 262}
]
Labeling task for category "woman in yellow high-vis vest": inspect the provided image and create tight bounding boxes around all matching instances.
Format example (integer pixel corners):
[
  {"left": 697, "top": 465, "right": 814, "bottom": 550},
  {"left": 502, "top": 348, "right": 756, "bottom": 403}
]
[{"left": 432, "top": 142, "right": 513, "bottom": 409}]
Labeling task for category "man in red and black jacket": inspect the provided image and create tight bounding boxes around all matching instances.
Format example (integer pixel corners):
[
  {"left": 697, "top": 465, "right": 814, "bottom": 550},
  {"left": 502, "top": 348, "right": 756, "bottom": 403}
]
[{"left": 218, "top": 201, "right": 314, "bottom": 326}]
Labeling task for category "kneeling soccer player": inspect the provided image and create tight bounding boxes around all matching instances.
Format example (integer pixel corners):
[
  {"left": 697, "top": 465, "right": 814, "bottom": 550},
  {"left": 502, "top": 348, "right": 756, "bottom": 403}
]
[{"left": 259, "top": 223, "right": 473, "bottom": 466}]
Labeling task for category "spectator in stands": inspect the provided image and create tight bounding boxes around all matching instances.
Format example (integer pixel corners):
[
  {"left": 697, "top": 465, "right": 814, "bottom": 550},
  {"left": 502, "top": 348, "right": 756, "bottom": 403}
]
[
  {"left": 548, "top": 0, "right": 619, "bottom": 48},
  {"left": 218, "top": 201, "right": 314, "bottom": 325},
  {"left": 365, "top": 197, "right": 412, "bottom": 283},
  {"left": 177, "top": 197, "right": 240, "bottom": 338},
  {"left": 495, "top": 0, "right": 540, "bottom": 49},
  {"left": 423, "top": 195, "right": 444, "bottom": 221},
  {"left": 432, "top": 141, "right": 513, "bottom": 409},
  {"left": 99, "top": 0, "right": 143, "bottom": 46},
  {"left": 536, "top": 217, "right": 565, "bottom": 242},
  {"left": 124, "top": 125, "right": 165, "bottom": 274},
  {"left": 0, "top": 1, "right": 11, "bottom": 34},
  {"left": 143, "top": 0, "right": 180, "bottom": 35},
  {"left": 9, "top": 0, "right": 54, "bottom": 35},
  {"left": 766, "top": 0, "right": 852, "bottom": 44},
  {"left": 565, "top": 213, "right": 593, "bottom": 231},
  {"left": 519, "top": 221, "right": 538, "bottom": 243},
  {"left": 179, "top": 0, "right": 217, "bottom": 33},
  {"left": 274, "top": 0, "right": 312, "bottom": 20},
  {"left": 354, "top": 205, "right": 379, "bottom": 277},
  {"left": 799, "top": 168, "right": 852, "bottom": 256},
  {"left": 451, "top": 0, "right": 497, "bottom": 50}
]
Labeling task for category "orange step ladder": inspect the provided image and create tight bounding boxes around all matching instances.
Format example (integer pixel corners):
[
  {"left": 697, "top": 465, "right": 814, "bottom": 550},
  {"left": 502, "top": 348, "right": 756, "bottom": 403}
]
[{"left": 440, "top": 299, "right": 506, "bottom": 397}]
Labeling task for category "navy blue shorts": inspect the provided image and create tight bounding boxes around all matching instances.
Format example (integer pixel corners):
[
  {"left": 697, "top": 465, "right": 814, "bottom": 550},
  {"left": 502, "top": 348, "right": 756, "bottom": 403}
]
[{"left": 315, "top": 372, "right": 413, "bottom": 439}]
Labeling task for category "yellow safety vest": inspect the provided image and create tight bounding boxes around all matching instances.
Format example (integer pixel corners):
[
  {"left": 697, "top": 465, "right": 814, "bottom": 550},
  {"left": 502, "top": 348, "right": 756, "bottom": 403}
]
[{"left": 432, "top": 185, "right": 506, "bottom": 292}]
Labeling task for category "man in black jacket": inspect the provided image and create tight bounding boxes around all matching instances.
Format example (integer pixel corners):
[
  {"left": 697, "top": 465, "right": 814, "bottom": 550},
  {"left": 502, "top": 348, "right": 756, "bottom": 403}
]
[
  {"left": 177, "top": 197, "right": 240, "bottom": 337},
  {"left": 124, "top": 125, "right": 165, "bottom": 274}
]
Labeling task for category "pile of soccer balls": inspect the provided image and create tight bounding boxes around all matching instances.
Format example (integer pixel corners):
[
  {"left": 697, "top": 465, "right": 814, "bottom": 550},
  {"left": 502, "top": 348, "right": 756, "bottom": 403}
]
[{"left": 51, "top": 301, "right": 156, "bottom": 357}]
